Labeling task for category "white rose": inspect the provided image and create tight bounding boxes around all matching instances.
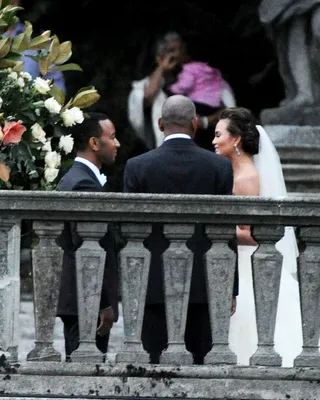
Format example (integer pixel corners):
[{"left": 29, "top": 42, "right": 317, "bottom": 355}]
[
  {"left": 20, "top": 72, "right": 32, "bottom": 81},
  {"left": 45, "top": 151, "right": 61, "bottom": 168},
  {"left": 44, "top": 167, "right": 59, "bottom": 183},
  {"left": 61, "top": 107, "right": 84, "bottom": 127},
  {"left": 59, "top": 134, "right": 74, "bottom": 154},
  {"left": 8, "top": 71, "right": 18, "bottom": 80},
  {"left": 44, "top": 97, "right": 62, "bottom": 114},
  {"left": 31, "top": 123, "right": 46, "bottom": 144},
  {"left": 42, "top": 139, "right": 52, "bottom": 152},
  {"left": 17, "top": 77, "right": 25, "bottom": 88},
  {"left": 35, "top": 108, "right": 41, "bottom": 116},
  {"left": 0, "top": 97, "right": 3, "bottom": 109},
  {"left": 34, "top": 77, "right": 51, "bottom": 94}
]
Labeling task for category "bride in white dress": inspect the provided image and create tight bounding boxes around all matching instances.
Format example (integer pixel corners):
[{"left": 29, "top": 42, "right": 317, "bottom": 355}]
[{"left": 213, "top": 107, "right": 302, "bottom": 367}]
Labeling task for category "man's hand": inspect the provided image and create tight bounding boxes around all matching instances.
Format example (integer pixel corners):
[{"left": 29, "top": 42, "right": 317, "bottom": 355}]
[
  {"left": 158, "top": 53, "right": 178, "bottom": 72},
  {"left": 231, "top": 297, "right": 237, "bottom": 316},
  {"left": 97, "top": 307, "right": 115, "bottom": 337},
  {"left": 207, "top": 110, "right": 221, "bottom": 126}
]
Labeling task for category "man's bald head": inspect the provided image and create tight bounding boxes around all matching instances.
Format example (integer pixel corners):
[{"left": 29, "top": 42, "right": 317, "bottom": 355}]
[{"left": 159, "top": 95, "right": 197, "bottom": 137}]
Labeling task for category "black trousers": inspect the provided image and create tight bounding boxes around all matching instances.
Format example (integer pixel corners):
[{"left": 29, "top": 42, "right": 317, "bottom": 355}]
[
  {"left": 141, "top": 303, "right": 212, "bottom": 364},
  {"left": 60, "top": 316, "right": 110, "bottom": 362}
]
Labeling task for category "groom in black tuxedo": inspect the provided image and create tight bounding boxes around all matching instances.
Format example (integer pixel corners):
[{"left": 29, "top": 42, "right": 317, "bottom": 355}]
[
  {"left": 56, "top": 112, "right": 120, "bottom": 361},
  {"left": 124, "top": 95, "right": 238, "bottom": 364}
]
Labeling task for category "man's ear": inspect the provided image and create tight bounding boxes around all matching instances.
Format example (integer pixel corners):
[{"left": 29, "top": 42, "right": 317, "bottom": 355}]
[
  {"left": 88, "top": 136, "right": 99, "bottom": 151},
  {"left": 158, "top": 118, "right": 164, "bottom": 131},
  {"left": 191, "top": 116, "right": 198, "bottom": 134}
]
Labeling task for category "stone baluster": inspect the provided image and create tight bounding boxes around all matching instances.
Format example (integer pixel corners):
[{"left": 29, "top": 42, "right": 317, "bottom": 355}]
[
  {"left": 204, "top": 225, "right": 237, "bottom": 365},
  {"left": 71, "top": 222, "right": 108, "bottom": 362},
  {"left": 294, "top": 227, "right": 320, "bottom": 367},
  {"left": 27, "top": 221, "right": 63, "bottom": 361},
  {"left": 250, "top": 225, "right": 284, "bottom": 366},
  {"left": 160, "top": 224, "right": 194, "bottom": 365},
  {"left": 0, "top": 218, "right": 21, "bottom": 363},
  {"left": 116, "top": 224, "right": 151, "bottom": 364}
]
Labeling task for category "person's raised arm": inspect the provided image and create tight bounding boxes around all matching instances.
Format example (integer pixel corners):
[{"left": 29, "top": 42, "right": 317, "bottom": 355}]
[{"left": 144, "top": 54, "right": 178, "bottom": 106}]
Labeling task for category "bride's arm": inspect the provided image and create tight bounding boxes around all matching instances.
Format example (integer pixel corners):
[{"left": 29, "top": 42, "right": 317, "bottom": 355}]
[
  {"left": 234, "top": 175, "right": 259, "bottom": 246},
  {"left": 237, "top": 226, "right": 257, "bottom": 246}
]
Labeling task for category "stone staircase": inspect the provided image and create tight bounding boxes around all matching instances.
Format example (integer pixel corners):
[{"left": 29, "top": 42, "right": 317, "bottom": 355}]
[{"left": 266, "top": 125, "right": 320, "bottom": 196}]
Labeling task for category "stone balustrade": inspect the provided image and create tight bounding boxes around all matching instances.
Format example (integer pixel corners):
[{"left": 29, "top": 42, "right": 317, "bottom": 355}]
[{"left": 0, "top": 191, "right": 320, "bottom": 399}]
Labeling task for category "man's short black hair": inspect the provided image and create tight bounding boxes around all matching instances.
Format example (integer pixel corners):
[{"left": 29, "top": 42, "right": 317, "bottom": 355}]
[{"left": 70, "top": 112, "right": 108, "bottom": 152}]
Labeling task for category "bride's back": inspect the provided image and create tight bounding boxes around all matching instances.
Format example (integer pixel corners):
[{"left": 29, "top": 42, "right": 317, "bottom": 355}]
[{"left": 233, "top": 161, "right": 260, "bottom": 197}]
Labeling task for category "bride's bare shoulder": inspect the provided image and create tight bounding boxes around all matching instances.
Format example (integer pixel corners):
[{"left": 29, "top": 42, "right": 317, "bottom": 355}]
[{"left": 234, "top": 168, "right": 260, "bottom": 196}]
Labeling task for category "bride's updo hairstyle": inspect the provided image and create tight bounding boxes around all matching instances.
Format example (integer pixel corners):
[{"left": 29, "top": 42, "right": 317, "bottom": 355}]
[{"left": 218, "top": 107, "right": 260, "bottom": 156}]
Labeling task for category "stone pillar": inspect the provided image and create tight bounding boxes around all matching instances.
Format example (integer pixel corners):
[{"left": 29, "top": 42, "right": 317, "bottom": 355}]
[
  {"left": 116, "top": 224, "right": 151, "bottom": 364},
  {"left": 27, "top": 221, "right": 63, "bottom": 361},
  {"left": 71, "top": 222, "right": 108, "bottom": 362},
  {"left": 204, "top": 225, "right": 237, "bottom": 365},
  {"left": 250, "top": 225, "right": 284, "bottom": 367},
  {"left": 160, "top": 224, "right": 194, "bottom": 365},
  {"left": 294, "top": 227, "right": 320, "bottom": 367},
  {"left": 0, "top": 218, "right": 21, "bottom": 363}
]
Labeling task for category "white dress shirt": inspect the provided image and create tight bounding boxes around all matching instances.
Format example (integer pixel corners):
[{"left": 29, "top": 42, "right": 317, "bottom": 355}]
[
  {"left": 164, "top": 133, "right": 191, "bottom": 141},
  {"left": 75, "top": 157, "right": 107, "bottom": 186}
]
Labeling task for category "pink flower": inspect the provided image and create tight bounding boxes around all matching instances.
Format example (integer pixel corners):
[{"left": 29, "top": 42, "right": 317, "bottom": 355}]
[{"left": 2, "top": 120, "right": 26, "bottom": 145}]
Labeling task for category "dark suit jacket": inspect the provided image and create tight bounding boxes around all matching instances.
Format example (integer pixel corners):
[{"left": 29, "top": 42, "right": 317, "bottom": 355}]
[
  {"left": 56, "top": 161, "right": 119, "bottom": 320},
  {"left": 124, "top": 138, "right": 238, "bottom": 304}
]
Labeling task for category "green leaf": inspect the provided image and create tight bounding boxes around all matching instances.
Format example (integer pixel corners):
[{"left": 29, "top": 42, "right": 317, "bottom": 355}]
[
  {"left": 71, "top": 88, "right": 100, "bottom": 109},
  {"left": 54, "top": 41, "right": 72, "bottom": 65},
  {"left": 0, "top": 58, "right": 17, "bottom": 68},
  {"left": 10, "top": 141, "right": 33, "bottom": 164},
  {"left": 21, "top": 110, "right": 37, "bottom": 122},
  {"left": 47, "top": 35, "right": 60, "bottom": 65},
  {"left": 1, "top": 6, "right": 23, "bottom": 27},
  {"left": 38, "top": 56, "right": 49, "bottom": 75},
  {"left": 0, "top": 37, "right": 11, "bottom": 58},
  {"left": 5, "top": 51, "right": 22, "bottom": 60},
  {"left": 1, "top": 4, "right": 23, "bottom": 13},
  {"left": 51, "top": 63, "right": 82, "bottom": 72},
  {"left": 12, "top": 30, "right": 30, "bottom": 53},
  {"left": 12, "top": 60, "right": 24, "bottom": 72},
  {"left": 49, "top": 84, "right": 65, "bottom": 105},
  {"left": 12, "top": 32, "right": 24, "bottom": 52},
  {"left": 0, "top": 18, "right": 8, "bottom": 34},
  {"left": 28, "top": 170, "right": 39, "bottom": 178},
  {"left": 23, "top": 21, "right": 33, "bottom": 39},
  {"left": 39, "top": 30, "right": 51, "bottom": 39},
  {"left": 52, "top": 124, "right": 66, "bottom": 138},
  {"left": 29, "top": 35, "right": 52, "bottom": 51}
]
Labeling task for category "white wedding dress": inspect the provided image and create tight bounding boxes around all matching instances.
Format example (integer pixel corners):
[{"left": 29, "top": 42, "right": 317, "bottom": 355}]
[{"left": 228, "top": 126, "right": 303, "bottom": 367}]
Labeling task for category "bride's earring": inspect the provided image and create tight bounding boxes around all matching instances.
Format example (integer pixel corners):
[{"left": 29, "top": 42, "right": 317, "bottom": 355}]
[{"left": 234, "top": 144, "right": 241, "bottom": 156}]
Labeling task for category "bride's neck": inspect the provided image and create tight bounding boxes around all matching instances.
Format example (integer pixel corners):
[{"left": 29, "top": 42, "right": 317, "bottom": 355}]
[{"left": 231, "top": 153, "right": 254, "bottom": 174}]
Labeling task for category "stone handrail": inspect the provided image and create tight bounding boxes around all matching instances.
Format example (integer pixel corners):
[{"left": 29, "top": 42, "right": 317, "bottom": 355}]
[
  {"left": 0, "top": 190, "right": 319, "bottom": 225},
  {"left": 0, "top": 191, "right": 319, "bottom": 371}
]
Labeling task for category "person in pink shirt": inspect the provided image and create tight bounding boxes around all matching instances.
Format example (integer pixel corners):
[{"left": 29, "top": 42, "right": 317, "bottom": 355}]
[
  {"left": 167, "top": 45, "right": 236, "bottom": 151},
  {"left": 169, "top": 61, "right": 234, "bottom": 111}
]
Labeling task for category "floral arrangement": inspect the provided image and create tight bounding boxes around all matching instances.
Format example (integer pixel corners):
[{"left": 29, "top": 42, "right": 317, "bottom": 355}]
[{"left": 0, "top": 1, "right": 100, "bottom": 189}]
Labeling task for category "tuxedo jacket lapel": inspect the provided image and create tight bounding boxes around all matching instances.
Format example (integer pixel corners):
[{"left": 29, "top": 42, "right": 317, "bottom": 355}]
[{"left": 73, "top": 161, "right": 102, "bottom": 188}]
